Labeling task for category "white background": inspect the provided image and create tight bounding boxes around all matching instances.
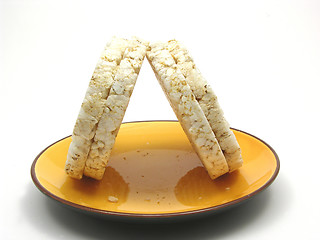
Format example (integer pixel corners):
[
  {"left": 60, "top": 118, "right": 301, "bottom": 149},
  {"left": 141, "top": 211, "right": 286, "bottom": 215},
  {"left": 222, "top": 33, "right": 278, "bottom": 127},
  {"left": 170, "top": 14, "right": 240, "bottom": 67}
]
[{"left": 1, "top": 0, "right": 320, "bottom": 239}]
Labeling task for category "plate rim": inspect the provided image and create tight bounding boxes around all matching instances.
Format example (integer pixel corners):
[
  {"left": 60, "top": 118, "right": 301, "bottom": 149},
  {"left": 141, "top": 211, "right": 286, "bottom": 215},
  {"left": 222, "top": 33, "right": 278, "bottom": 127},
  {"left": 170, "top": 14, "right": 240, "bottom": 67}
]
[{"left": 31, "top": 120, "right": 280, "bottom": 218}]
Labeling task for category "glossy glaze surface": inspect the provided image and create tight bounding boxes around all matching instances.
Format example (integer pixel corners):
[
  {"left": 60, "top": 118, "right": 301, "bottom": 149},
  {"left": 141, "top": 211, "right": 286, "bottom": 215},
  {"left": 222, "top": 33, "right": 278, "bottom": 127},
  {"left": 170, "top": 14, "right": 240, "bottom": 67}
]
[{"left": 33, "top": 121, "right": 279, "bottom": 215}]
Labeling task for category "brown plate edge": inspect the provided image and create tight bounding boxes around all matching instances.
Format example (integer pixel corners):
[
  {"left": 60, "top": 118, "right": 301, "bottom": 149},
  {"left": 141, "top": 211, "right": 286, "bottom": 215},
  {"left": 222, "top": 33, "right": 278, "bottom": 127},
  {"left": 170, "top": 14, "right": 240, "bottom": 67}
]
[{"left": 30, "top": 120, "right": 280, "bottom": 219}]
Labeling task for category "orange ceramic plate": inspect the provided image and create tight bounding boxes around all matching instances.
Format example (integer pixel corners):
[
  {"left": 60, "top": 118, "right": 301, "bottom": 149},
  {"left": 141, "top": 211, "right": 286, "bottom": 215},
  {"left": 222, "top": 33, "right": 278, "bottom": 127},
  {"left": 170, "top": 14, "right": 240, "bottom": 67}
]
[{"left": 31, "top": 121, "right": 279, "bottom": 219}]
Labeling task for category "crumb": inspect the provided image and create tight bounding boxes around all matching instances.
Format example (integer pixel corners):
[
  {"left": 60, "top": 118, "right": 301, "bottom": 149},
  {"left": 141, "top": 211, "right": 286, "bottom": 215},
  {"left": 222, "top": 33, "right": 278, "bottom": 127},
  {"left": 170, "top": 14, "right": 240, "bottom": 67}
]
[
  {"left": 123, "top": 157, "right": 126, "bottom": 160},
  {"left": 108, "top": 196, "right": 118, "bottom": 203},
  {"left": 198, "top": 196, "right": 202, "bottom": 200},
  {"left": 145, "top": 198, "right": 151, "bottom": 202},
  {"left": 225, "top": 187, "right": 230, "bottom": 190}
]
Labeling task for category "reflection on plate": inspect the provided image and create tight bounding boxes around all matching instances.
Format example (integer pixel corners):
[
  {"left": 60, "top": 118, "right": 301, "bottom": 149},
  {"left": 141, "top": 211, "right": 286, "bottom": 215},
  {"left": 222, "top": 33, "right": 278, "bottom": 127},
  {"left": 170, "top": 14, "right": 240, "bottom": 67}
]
[{"left": 31, "top": 121, "right": 279, "bottom": 219}]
